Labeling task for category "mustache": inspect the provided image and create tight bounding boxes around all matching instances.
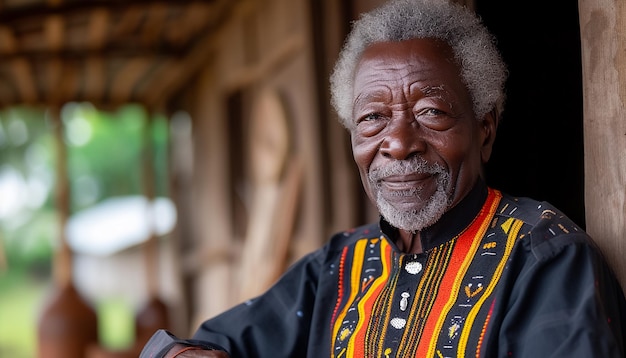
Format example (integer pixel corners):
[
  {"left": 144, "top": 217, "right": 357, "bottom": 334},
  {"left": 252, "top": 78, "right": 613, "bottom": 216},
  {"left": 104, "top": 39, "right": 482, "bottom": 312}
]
[{"left": 368, "top": 157, "right": 446, "bottom": 183}]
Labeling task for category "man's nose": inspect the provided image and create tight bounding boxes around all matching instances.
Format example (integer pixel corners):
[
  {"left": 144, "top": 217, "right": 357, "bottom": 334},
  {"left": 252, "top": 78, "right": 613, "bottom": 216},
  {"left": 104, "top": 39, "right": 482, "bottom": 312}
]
[{"left": 379, "top": 115, "right": 425, "bottom": 160}]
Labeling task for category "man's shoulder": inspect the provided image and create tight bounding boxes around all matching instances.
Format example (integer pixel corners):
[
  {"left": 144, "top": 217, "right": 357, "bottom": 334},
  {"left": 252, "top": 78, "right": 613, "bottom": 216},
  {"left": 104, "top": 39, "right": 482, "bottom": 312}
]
[
  {"left": 495, "top": 193, "right": 565, "bottom": 225},
  {"left": 326, "top": 222, "right": 383, "bottom": 251},
  {"left": 496, "top": 191, "right": 593, "bottom": 260},
  {"left": 296, "top": 222, "right": 382, "bottom": 268}
]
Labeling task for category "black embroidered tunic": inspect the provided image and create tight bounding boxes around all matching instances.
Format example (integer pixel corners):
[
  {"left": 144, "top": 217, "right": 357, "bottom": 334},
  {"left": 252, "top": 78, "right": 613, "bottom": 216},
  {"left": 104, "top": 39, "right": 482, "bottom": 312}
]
[{"left": 182, "top": 182, "right": 626, "bottom": 357}]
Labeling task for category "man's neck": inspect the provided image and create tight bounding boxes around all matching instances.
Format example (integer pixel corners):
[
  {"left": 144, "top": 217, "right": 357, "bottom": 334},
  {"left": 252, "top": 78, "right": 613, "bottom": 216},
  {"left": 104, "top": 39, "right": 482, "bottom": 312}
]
[{"left": 395, "top": 230, "right": 424, "bottom": 254}]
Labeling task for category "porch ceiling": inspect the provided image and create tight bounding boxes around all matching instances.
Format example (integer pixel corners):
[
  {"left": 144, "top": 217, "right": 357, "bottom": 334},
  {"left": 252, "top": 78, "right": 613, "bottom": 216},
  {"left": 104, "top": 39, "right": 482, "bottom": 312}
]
[{"left": 0, "top": 0, "right": 233, "bottom": 110}]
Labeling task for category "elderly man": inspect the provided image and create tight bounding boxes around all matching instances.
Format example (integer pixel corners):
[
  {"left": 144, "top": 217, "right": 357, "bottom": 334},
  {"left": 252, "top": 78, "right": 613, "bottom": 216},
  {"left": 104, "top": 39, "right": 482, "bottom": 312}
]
[{"left": 141, "top": 0, "right": 626, "bottom": 357}]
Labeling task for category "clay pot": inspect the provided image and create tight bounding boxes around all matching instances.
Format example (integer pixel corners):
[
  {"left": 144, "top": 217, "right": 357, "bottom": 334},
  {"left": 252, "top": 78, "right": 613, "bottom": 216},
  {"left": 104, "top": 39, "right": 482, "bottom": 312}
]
[
  {"left": 135, "top": 296, "right": 170, "bottom": 347},
  {"left": 37, "top": 282, "right": 99, "bottom": 358}
]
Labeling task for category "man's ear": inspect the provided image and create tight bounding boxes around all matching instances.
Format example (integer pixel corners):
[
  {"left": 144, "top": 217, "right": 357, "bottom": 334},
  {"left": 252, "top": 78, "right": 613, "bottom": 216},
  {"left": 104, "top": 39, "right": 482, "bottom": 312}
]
[{"left": 480, "top": 109, "right": 498, "bottom": 164}]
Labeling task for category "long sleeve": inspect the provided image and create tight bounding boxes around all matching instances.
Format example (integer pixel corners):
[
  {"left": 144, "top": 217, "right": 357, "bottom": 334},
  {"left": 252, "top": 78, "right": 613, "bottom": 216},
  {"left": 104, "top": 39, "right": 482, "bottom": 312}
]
[
  {"left": 190, "top": 248, "right": 327, "bottom": 357},
  {"left": 485, "top": 222, "right": 626, "bottom": 357}
]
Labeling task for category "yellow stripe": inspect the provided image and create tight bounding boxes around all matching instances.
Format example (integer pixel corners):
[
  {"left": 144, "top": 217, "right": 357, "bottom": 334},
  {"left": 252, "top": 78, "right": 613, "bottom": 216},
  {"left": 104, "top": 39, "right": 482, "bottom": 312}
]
[
  {"left": 347, "top": 238, "right": 392, "bottom": 357},
  {"left": 425, "top": 194, "right": 501, "bottom": 358},
  {"left": 331, "top": 239, "right": 367, "bottom": 357},
  {"left": 457, "top": 218, "right": 523, "bottom": 357}
]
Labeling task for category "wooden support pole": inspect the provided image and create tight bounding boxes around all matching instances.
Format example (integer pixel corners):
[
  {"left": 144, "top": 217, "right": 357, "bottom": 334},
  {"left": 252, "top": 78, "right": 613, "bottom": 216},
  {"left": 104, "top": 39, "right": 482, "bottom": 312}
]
[
  {"left": 135, "top": 109, "right": 170, "bottom": 347},
  {"left": 51, "top": 106, "right": 72, "bottom": 288},
  {"left": 142, "top": 110, "right": 159, "bottom": 298},
  {"left": 38, "top": 105, "right": 99, "bottom": 358},
  {"left": 578, "top": 0, "right": 626, "bottom": 292}
]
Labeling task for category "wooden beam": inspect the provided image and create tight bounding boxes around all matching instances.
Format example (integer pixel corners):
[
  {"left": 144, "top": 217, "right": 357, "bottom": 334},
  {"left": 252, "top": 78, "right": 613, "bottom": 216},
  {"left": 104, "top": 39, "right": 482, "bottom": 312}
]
[
  {"left": 0, "top": 26, "right": 18, "bottom": 106},
  {"left": 139, "top": 58, "right": 180, "bottom": 107},
  {"left": 11, "top": 57, "right": 38, "bottom": 103},
  {"left": 579, "top": 0, "right": 626, "bottom": 292},
  {"left": 140, "top": 2, "right": 169, "bottom": 46},
  {"left": 44, "top": 15, "right": 64, "bottom": 51},
  {"left": 0, "top": 44, "right": 187, "bottom": 61},
  {"left": 165, "top": 2, "right": 211, "bottom": 46},
  {"left": 110, "top": 4, "right": 145, "bottom": 38},
  {"left": 140, "top": 0, "right": 238, "bottom": 108},
  {"left": 0, "top": 0, "right": 215, "bottom": 25},
  {"left": 0, "top": 26, "right": 17, "bottom": 53},
  {"left": 57, "top": 59, "right": 81, "bottom": 103},
  {"left": 87, "top": 7, "right": 110, "bottom": 50},
  {"left": 46, "top": 58, "right": 64, "bottom": 103},
  {"left": 79, "top": 8, "right": 109, "bottom": 105},
  {"left": 141, "top": 0, "right": 304, "bottom": 107},
  {"left": 82, "top": 57, "right": 105, "bottom": 104},
  {"left": 0, "top": 72, "right": 17, "bottom": 107},
  {"left": 0, "top": 1, "right": 222, "bottom": 59},
  {"left": 44, "top": 11, "right": 65, "bottom": 104},
  {"left": 109, "top": 57, "right": 154, "bottom": 103}
]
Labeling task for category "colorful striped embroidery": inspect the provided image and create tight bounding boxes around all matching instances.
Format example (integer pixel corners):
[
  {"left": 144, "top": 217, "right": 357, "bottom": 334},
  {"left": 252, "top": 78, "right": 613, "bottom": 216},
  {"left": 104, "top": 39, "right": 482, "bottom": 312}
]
[{"left": 330, "top": 189, "right": 523, "bottom": 358}]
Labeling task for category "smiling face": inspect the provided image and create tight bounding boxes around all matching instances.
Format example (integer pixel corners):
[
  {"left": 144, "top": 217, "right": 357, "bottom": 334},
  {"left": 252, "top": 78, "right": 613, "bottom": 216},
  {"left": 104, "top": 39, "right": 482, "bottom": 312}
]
[{"left": 351, "top": 38, "right": 496, "bottom": 232}]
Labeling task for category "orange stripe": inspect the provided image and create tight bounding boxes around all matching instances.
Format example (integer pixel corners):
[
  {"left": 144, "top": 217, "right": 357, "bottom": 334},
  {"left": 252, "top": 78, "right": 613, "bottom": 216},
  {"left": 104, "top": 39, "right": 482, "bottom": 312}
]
[{"left": 417, "top": 189, "right": 502, "bottom": 357}]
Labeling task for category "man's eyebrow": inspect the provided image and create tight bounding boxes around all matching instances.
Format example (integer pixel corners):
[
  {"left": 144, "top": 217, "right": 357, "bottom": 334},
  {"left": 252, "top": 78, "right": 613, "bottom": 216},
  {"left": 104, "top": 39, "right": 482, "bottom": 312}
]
[
  {"left": 413, "top": 85, "right": 455, "bottom": 111},
  {"left": 418, "top": 85, "right": 448, "bottom": 97},
  {"left": 352, "top": 90, "right": 387, "bottom": 111}
]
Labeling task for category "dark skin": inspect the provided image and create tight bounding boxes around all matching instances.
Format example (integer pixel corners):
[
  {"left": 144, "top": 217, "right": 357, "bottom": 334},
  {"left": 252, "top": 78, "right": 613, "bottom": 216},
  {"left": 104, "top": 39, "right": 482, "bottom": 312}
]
[
  {"left": 351, "top": 38, "right": 497, "bottom": 254},
  {"left": 163, "top": 344, "right": 230, "bottom": 357}
]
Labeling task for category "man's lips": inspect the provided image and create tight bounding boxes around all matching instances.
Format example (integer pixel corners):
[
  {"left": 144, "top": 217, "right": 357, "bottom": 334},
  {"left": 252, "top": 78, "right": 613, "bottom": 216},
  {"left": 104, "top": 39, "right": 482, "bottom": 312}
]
[
  {"left": 382, "top": 173, "right": 432, "bottom": 182},
  {"left": 379, "top": 173, "right": 433, "bottom": 190}
]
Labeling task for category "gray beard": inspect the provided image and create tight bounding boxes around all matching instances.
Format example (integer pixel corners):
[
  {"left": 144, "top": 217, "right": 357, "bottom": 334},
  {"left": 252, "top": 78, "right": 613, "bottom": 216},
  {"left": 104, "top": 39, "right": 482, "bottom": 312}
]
[{"left": 368, "top": 157, "right": 452, "bottom": 233}]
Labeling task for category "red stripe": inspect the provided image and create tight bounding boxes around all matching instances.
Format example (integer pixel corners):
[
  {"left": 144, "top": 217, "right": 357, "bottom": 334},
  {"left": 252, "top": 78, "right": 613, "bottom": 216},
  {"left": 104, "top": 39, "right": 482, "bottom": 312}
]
[
  {"left": 476, "top": 298, "right": 496, "bottom": 357},
  {"left": 330, "top": 246, "right": 349, "bottom": 334},
  {"left": 416, "top": 190, "right": 499, "bottom": 356}
]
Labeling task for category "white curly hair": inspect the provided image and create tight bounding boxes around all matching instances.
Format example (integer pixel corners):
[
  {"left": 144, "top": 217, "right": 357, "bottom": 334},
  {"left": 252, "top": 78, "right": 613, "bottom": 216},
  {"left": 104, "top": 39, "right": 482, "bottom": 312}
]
[{"left": 330, "top": 0, "right": 508, "bottom": 130}]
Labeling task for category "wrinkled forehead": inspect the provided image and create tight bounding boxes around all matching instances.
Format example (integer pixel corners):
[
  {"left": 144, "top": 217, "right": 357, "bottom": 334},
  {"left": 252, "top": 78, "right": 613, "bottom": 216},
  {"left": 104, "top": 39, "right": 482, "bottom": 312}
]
[
  {"left": 352, "top": 39, "right": 467, "bottom": 101},
  {"left": 354, "top": 38, "right": 459, "bottom": 80},
  {"left": 357, "top": 38, "right": 456, "bottom": 65}
]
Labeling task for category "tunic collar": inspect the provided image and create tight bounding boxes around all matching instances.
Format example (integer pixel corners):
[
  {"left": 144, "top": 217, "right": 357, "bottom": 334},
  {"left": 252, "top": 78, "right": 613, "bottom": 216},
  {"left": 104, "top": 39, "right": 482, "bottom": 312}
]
[{"left": 380, "top": 180, "right": 488, "bottom": 253}]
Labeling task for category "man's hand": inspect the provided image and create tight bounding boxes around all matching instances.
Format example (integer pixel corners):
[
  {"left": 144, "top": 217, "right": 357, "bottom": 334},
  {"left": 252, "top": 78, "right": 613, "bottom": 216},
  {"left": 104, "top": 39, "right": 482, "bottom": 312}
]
[
  {"left": 163, "top": 344, "right": 230, "bottom": 358},
  {"left": 140, "top": 330, "right": 229, "bottom": 358}
]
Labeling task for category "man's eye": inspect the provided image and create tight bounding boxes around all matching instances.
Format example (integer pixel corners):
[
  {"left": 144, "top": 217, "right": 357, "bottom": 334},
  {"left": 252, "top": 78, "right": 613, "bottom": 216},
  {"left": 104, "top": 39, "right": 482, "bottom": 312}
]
[
  {"left": 354, "top": 112, "right": 387, "bottom": 136},
  {"left": 417, "top": 108, "right": 445, "bottom": 116},
  {"left": 360, "top": 113, "right": 384, "bottom": 122},
  {"left": 415, "top": 108, "right": 455, "bottom": 130}
]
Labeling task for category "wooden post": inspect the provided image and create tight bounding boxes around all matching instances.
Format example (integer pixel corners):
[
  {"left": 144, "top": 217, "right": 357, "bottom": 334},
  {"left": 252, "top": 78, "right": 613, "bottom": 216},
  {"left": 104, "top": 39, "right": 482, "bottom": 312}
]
[
  {"left": 50, "top": 106, "right": 72, "bottom": 288},
  {"left": 142, "top": 111, "right": 159, "bottom": 299},
  {"left": 135, "top": 109, "right": 170, "bottom": 348},
  {"left": 578, "top": 0, "right": 626, "bottom": 293},
  {"left": 38, "top": 106, "right": 99, "bottom": 358}
]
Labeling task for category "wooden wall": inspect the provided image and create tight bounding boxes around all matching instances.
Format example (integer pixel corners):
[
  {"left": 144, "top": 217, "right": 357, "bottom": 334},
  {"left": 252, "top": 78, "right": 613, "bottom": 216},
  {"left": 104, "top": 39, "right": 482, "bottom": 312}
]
[
  {"left": 579, "top": 0, "right": 626, "bottom": 293},
  {"left": 184, "top": 0, "right": 358, "bottom": 331}
]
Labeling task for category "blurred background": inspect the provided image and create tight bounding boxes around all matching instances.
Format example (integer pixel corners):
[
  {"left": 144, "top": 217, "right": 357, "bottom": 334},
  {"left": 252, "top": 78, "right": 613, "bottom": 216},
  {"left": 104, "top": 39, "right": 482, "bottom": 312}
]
[
  {"left": 0, "top": 102, "right": 175, "bottom": 356},
  {"left": 1, "top": 0, "right": 619, "bottom": 357}
]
